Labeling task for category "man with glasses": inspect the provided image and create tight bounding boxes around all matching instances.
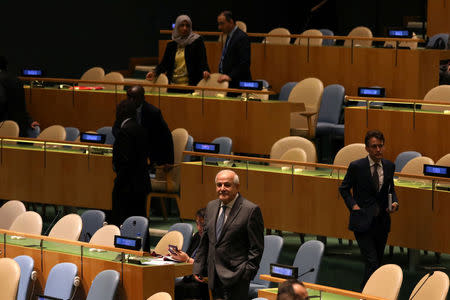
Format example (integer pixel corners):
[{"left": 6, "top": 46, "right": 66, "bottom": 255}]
[
  {"left": 339, "top": 130, "right": 399, "bottom": 289},
  {"left": 193, "top": 170, "right": 264, "bottom": 300}
]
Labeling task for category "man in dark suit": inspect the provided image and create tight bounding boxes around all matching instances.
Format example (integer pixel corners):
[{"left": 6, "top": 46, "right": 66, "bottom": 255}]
[
  {"left": 112, "top": 99, "right": 151, "bottom": 226},
  {"left": 215, "top": 11, "right": 251, "bottom": 90},
  {"left": 339, "top": 130, "right": 399, "bottom": 289},
  {"left": 193, "top": 170, "right": 264, "bottom": 300}
]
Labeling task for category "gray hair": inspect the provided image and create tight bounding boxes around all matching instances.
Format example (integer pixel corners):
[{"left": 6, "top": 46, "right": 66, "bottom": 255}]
[{"left": 215, "top": 170, "right": 239, "bottom": 185}]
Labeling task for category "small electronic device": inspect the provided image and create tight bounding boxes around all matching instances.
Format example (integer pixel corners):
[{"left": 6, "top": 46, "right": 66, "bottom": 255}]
[
  {"left": 238, "top": 80, "right": 263, "bottom": 90},
  {"left": 423, "top": 164, "right": 450, "bottom": 178},
  {"left": 79, "top": 132, "right": 106, "bottom": 144},
  {"left": 388, "top": 29, "right": 411, "bottom": 38},
  {"left": 270, "top": 263, "right": 298, "bottom": 279},
  {"left": 193, "top": 142, "right": 220, "bottom": 154},
  {"left": 168, "top": 244, "right": 180, "bottom": 255},
  {"left": 21, "top": 68, "right": 44, "bottom": 77},
  {"left": 358, "top": 87, "right": 386, "bottom": 98},
  {"left": 114, "top": 235, "right": 142, "bottom": 251}
]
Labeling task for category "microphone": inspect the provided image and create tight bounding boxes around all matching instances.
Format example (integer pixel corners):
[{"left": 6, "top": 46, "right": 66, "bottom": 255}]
[
  {"left": 298, "top": 268, "right": 315, "bottom": 279},
  {"left": 409, "top": 271, "right": 434, "bottom": 300},
  {"left": 44, "top": 208, "right": 63, "bottom": 236}
]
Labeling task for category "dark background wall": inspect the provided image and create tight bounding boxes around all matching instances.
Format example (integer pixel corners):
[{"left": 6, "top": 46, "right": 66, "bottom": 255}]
[{"left": 1, "top": 0, "right": 426, "bottom": 78}]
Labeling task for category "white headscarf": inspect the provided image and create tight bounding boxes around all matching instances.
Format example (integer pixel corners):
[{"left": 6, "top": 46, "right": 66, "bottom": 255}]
[{"left": 172, "top": 15, "right": 200, "bottom": 47}]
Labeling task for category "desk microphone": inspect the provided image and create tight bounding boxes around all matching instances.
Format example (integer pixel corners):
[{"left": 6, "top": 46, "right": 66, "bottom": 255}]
[
  {"left": 298, "top": 268, "right": 315, "bottom": 279},
  {"left": 43, "top": 208, "right": 63, "bottom": 236},
  {"left": 409, "top": 271, "right": 434, "bottom": 300}
]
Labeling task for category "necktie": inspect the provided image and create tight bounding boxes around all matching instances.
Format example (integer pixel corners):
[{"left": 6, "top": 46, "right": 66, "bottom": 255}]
[
  {"left": 218, "top": 35, "right": 230, "bottom": 73},
  {"left": 373, "top": 163, "right": 380, "bottom": 192},
  {"left": 216, "top": 205, "right": 227, "bottom": 240}
]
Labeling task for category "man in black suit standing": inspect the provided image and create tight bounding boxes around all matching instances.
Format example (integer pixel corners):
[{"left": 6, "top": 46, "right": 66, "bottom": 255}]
[
  {"left": 193, "top": 170, "right": 264, "bottom": 300},
  {"left": 339, "top": 130, "right": 399, "bottom": 289}
]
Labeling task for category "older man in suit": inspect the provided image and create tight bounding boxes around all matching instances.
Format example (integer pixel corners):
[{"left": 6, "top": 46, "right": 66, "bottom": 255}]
[
  {"left": 193, "top": 170, "right": 264, "bottom": 300},
  {"left": 339, "top": 129, "right": 399, "bottom": 289}
]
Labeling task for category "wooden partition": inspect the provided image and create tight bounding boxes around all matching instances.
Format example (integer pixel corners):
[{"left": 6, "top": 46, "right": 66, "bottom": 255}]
[{"left": 427, "top": 0, "right": 450, "bottom": 37}]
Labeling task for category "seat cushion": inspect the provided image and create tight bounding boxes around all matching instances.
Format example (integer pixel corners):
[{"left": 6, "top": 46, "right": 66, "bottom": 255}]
[
  {"left": 248, "top": 282, "right": 268, "bottom": 299},
  {"left": 332, "top": 124, "right": 345, "bottom": 136},
  {"left": 316, "top": 122, "right": 336, "bottom": 136}
]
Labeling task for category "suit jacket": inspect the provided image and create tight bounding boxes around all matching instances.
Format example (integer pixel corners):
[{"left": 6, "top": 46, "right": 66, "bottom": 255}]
[
  {"left": 156, "top": 37, "right": 210, "bottom": 86},
  {"left": 339, "top": 157, "right": 398, "bottom": 233},
  {"left": 193, "top": 194, "right": 264, "bottom": 289},
  {"left": 113, "top": 101, "right": 174, "bottom": 166},
  {"left": 220, "top": 27, "right": 252, "bottom": 89}
]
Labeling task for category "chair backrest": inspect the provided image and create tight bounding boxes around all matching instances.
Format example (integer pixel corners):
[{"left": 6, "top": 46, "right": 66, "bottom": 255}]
[
  {"left": 147, "top": 73, "right": 169, "bottom": 93},
  {"left": 89, "top": 225, "right": 120, "bottom": 247},
  {"left": 10, "top": 211, "right": 42, "bottom": 235},
  {"left": 103, "top": 72, "right": 124, "bottom": 91},
  {"left": 0, "top": 258, "right": 21, "bottom": 300},
  {"left": 317, "top": 84, "right": 345, "bottom": 124},
  {"left": 172, "top": 128, "right": 189, "bottom": 164},
  {"left": 279, "top": 148, "right": 307, "bottom": 163},
  {"left": 80, "top": 67, "right": 105, "bottom": 87},
  {"left": 270, "top": 136, "right": 317, "bottom": 163},
  {"left": 264, "top": 27, "right": 291, "bottom": 45},
  {"left": 14, "top": 255, "right": 34, "bottom": 300},
  {"left": 295, "top": 29, "right": 323, "bottom": 46},
  {"left": 0, "top": 200, "right": 26, "bottom": 229},
  {"left": 252, "top": 235, "right": 284, "bottom": 286},
  {"left": 206, "top": 136, "right": 233, "bottom": 163},
  {"left": 27, "top": 124, "right": 40, "bottom": 138},
  {"left": 120, "top": 216, "right": 149, "bottom": 250},
  {"left": 44, "top": 262, "right": 78, "bottom": 300},
  {"left": 65, "top": 127, "right": 80, "bottom": 141},
  {"left": 146, "top": 292, "right": 172, "bottom": 300},
  {"left": 319, "top": 28, "right": 335, "bottom": 45},
  {"left": 400, "top": 156, "right": 434, "bottom": 183},
  {"left": 196, "top": 73, "right": 229, "bottom": 97},
  {"left": 426, "top": 33, "right": 449, "bottom": 49},
  {"left": 409, "top": 271, "right": 449, "bottom": 300},
  {"left": 0, "top": 120, "right": 20, "bottom": 137},
  {"left": 344, "top": 26, "right": 373, "bottom": 47},
  {"left": 292, "top": 240, "right": 324, "bottom": 283},
  {"left": 362, "top": 264, "right": 403, "bottom": 300},
  {"left": 96, "top": 126, "right": 115, "bottom": 145},
  {"left": 183, "top": 135, "right": 194, "bottom": 162},
  {"left": 333, "top": 143, "right": 367, "bottom": 167},
  {"left": 168, "top": 223, "right": 193, "bottom": 252},
  {"left": 288, "top": 78, "right": 324, "bottom": 131},
  {"left": 154, "top": 230, "right": 183, "bottom": 256},
  {"left": 394, "top": 151, "right": 421, "bottom": 172},
  {"left": 422, "top": 85, "right": 450, "bottom": 112},
  {"left": 86, "top": 270, "right": 120, "bottom": 300},
  {"left": 436, "top": 153, "right": 450, "bottom": 166},
  {"left": 80, "top": 209, "right": 106, "bottom": 242},
  {"left": 37, "top": 125, "right": 67, "bottom": 141},
  {"left": 48, "top": 214, "right": 83, "bottom": 241},
  {"left": 278, "top": 82, "right": 298, "bottom": 101},
  {"left": 236, "top": 20, "right": 247, "bottom": 32}
]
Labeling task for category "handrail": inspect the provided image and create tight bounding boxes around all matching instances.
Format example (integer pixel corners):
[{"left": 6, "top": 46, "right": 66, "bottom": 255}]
[
  {"left": 159, "top": 30, "right": 424, "bottom": 43},
  {"left": 182, "top": 151, "right": 450, "bottom": 182},
  {"left": 0, "top": 228, "right": 147, "bottom": 257},
  {"left": 345, "top": 95, "right": 450, "bottom": 106},
  {"left": 19, "top": 76, "right": 275, "bottom": 95},
  {"left": 0, "top": 136, "right": 113, "bottom": 148},
  {"left": 259, "top": 274, "right": 388, "bottom": 300}
]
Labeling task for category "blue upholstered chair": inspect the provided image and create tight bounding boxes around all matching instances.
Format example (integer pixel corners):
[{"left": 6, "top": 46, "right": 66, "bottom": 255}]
[
  {"left": 394, "top": 151, "right": 422, "bottom": 172},
  {"left": 65, "top": 127, "right": 80, "bottom": 141},
  {"left": 206, "top": 136, "right": 232, "bottom": 163},
  {"left": 80, "top": 209, "right": 106, "bottom": 242},
  {"left": 319, "top": 28, "right": 335, "bottom": 46},
  {"left": 121, "top": 216, "right": 149, "bottom": 250},
  {"left": 14, "top": 255, "right": 36, "bottom": 300},
  {"left": 26, "top": 125, "right": 40, "bottom": 138},
  {"left": 293, "top": 240, "right": 324, "bottom": 283},
  {"left": 183, "top": 135, "right": 194, "bottom": 162},
  {"left": 168, "top": 223, "right": 193, "bottom": 252},
  {"left": 426, "top": 33, "right": 449, "bottom": 49},
  {"left": 248, "top": 235, "right": 284, "bottom": 298},
  {"left": 278, "top": 82, "right": 298, "bottom": 101},
  {"left": 316, "top": 84, "right": 345, "bottom": 138},
  {"left": 43, "top": 263, "right": 78, "bottom": 300},
  {"left": 86, "top": 270, "right": 120, "bottom": 300},
  {"left": 96, "top": 126, "right": 115, "bottom": 145}
]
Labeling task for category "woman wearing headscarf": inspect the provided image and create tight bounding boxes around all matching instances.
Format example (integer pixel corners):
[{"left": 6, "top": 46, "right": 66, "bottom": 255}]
[{"left": 146, "top": 15, "right": 210, "bottom": 90}]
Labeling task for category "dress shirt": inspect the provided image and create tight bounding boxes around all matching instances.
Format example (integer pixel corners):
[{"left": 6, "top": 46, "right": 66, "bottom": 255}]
[
  {"left": 368, "top": 155, "right": 383, "bottom": 191},
  {"left": 218, "top": 193, "right": 239, "bottom": 224}
]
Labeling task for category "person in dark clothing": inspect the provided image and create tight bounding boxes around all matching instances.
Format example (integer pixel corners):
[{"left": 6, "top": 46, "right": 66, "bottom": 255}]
[
  {"left": 171, "top": 208, "right": 209, "bottom": 300},
  {"left": 111, "top": 99, "right": 151, "bottom": 226},
  {"left": 146, "top": 15, "right": 210, "bottom": 92},
  {"left": 0, "top": 56, "right": 39, "bottom": 136}
]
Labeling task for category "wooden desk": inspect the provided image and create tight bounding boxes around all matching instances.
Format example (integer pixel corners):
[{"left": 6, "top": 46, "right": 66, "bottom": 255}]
[
  {"left": 159, "top": 40, "right": 449, "bottom": 99},
  {"left": 24, "top": 87, "right": 304, "bottom": 155},
  {"left": 344, "top": 106, "right": 450, "bottom": 162},
  {"left": 180, "top": 158, "right": 450, "bottom": 254},
  {"left": 1, "top": 232, "right": 192, "bottom": 299}
]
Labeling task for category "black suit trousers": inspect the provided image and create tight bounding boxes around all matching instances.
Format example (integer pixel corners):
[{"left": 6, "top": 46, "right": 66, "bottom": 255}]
[
  {"left": 354, "top": 215, "right": 389, "bottom": 290},
  {"left": 212, "top": 269, "right": 250, "bottom": 300}
]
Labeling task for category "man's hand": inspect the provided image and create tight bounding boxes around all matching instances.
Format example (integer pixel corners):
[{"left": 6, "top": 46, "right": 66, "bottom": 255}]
[
  {"left": 387, "top": 202, "right": 399, "bottom": 213},
  {"left": 30, "top": 121, "right": 40, "bottom": 128},
  {"left": 194, "top": 274, "right": 205, "bottom": 283},
  {"left": 352, "top": 204, "right": 361, "bottom": 210},
  {"left": 203, "top": 71, "right": 210, "bottom": 80},
  {"left": 217, "top": 74, "right": 231, "bottom": 83},
  {"left": 146, "top": 71, "right": 156, "bottom": 81}
]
